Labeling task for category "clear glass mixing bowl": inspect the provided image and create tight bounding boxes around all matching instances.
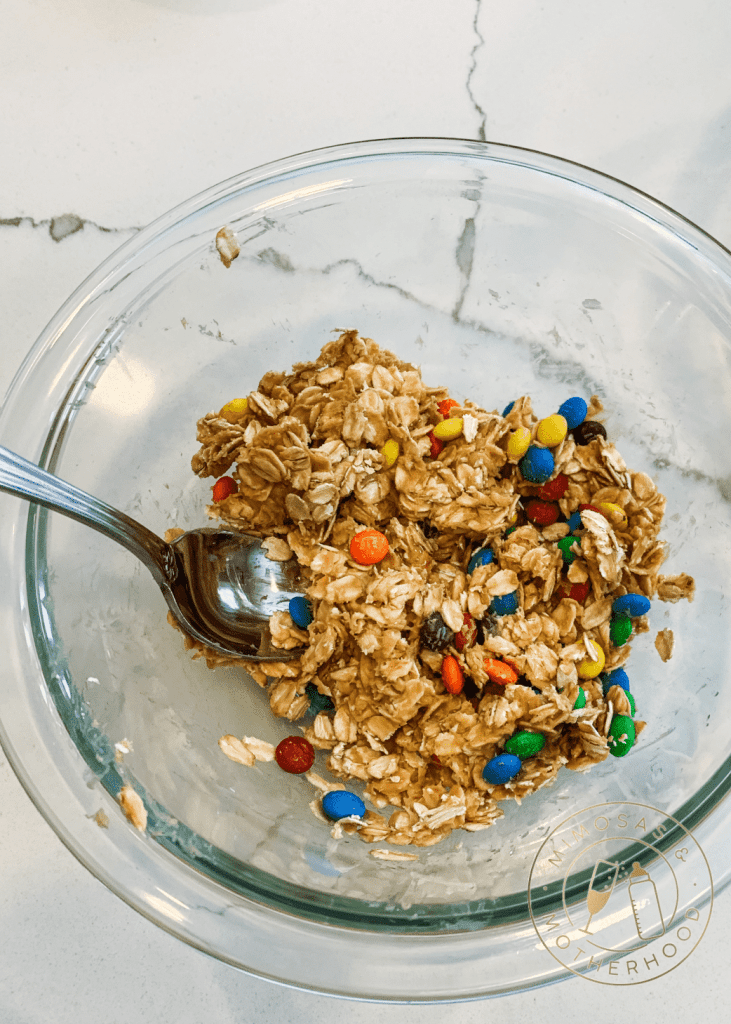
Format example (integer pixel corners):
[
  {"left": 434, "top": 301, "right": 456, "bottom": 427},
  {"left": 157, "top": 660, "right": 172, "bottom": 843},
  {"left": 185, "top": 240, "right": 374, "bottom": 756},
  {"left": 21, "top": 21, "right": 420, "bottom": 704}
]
[{"left": 1, "top": 139, "right": 730, "bottom": 1000}]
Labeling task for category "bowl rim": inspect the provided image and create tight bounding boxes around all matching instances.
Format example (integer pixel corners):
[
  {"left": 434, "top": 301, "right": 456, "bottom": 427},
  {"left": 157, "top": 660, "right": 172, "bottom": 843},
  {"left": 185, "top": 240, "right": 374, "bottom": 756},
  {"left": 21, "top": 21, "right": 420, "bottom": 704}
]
[{"left": 1, "top": 136, "right": 729, "bottom": 1000}]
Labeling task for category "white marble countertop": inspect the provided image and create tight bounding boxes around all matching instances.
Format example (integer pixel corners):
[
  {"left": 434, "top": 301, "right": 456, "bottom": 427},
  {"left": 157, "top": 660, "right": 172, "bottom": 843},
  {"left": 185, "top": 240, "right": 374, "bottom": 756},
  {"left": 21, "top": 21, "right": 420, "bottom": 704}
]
[{"left": 2, "top": 1, "right": 730, "bottom": 1019}]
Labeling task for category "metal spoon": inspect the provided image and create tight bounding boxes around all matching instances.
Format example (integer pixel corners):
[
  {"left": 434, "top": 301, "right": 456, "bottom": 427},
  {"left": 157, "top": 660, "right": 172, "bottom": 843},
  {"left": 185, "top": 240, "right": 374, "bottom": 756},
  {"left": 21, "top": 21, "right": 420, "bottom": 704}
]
[{"left": 0, "top": 444, "right": 306, "bottom": 661}]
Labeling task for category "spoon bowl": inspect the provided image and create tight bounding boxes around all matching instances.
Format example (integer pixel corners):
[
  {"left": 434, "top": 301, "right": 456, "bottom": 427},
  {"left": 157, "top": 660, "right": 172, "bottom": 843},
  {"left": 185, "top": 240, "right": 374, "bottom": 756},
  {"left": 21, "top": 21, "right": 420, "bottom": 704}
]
[{"left": 0, "top": 444, "right": 305, "bottom": 661}]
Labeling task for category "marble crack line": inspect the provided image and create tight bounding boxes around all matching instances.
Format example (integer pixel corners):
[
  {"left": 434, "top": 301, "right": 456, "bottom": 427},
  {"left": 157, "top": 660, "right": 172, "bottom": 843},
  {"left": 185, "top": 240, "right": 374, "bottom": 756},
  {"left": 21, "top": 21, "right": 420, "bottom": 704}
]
[
  {"left": 0, "top": 213, "right": 142, "bottom": 242},
  {"left": 466, "top": 0, "right": 487, "bottom": 142}
]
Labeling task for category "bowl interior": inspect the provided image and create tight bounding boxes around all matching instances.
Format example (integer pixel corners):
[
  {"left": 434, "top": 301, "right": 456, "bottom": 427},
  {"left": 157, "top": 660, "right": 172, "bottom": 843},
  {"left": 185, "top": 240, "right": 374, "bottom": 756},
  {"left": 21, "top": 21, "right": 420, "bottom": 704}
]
[{"left": 4, "top": 140, "right": 731, "bottom": 995}]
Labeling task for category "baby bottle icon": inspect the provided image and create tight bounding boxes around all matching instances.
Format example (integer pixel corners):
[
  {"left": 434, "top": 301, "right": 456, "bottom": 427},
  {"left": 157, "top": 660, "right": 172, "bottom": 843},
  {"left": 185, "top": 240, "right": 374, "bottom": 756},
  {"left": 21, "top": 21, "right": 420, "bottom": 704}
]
[{"left": 628, "top": 861, "right": 665, "bottom": 940}]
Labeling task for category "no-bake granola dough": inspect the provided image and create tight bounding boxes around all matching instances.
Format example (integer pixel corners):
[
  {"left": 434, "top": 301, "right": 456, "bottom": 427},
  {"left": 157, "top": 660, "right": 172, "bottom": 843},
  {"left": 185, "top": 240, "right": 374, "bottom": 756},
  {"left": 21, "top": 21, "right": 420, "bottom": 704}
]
[{"left": 186, "top": 330, "right": 693, "bottom": 848}]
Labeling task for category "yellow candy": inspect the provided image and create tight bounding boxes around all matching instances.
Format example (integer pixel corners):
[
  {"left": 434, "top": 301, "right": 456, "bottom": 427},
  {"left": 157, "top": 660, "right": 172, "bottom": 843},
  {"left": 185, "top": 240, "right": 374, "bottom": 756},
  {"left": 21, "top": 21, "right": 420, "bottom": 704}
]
[
  {"left": 507, "top": 427, "right": 531, "bottom": 460},
  {"left": 597, "top": 501, "right": 628, "bottom": 528},
  {"left": 536, "top": 414, "right": 568, "bottom": 447},
  {"left": 578, "top": 640, "right": 606, "bottom": 679},
  {"left": 380, "top": 439, "right": 399, "bottom": 468},
  {"left": 432, "top": 417, "right": 463, "bottom": 441},
  {"left": 221, "top": 397, "right": 248, "bottom": 416}
]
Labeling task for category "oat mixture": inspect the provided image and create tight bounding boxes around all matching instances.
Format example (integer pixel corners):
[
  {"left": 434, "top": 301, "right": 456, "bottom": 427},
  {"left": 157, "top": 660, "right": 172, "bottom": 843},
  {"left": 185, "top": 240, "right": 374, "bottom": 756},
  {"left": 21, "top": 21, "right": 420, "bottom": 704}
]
[{"left": 184, "top": 330, "right": 693, "bottom": 848}]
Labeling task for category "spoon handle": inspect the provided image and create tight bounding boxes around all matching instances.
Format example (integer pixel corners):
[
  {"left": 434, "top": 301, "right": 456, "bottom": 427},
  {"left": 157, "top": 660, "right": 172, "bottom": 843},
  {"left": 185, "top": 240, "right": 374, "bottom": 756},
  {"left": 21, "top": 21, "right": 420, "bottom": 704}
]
[{"left": 0, "top": 444, "right": 175, "bottom": 586}]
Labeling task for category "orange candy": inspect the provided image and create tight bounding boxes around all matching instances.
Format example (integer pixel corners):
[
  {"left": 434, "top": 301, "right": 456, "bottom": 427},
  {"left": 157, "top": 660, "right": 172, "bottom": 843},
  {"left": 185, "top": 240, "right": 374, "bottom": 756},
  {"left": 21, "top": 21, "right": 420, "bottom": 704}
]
[
  {"left": 483, "top": 658, "right": 519, "bottom": 686},
  {"left": 349, "top": 528, "right": 389, "bottom": 565},
  {"left": 212, "top": 476, "right": 236, "bottom": 502},
  {"left": 438, "top": 398, "right": 459, "bottom": 417},
  {"left": 441, "top": 655, "right": 464, "bottom": 695}
]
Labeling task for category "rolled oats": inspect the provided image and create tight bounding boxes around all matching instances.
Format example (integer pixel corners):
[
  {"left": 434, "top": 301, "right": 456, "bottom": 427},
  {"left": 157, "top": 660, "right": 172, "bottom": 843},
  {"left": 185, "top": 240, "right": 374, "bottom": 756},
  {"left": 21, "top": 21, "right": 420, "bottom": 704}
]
[{"left": 186, "top": 331, "right": 692, "bottom": 846}]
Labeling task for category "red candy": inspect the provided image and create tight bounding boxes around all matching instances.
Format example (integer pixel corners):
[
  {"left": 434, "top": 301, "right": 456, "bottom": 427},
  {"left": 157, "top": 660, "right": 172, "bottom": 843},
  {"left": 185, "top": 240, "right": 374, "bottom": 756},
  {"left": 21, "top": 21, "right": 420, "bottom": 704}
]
[
  {"left": 212, "top": 476, "right": 237, "bottom": 502},
  {"left": 568, "top": 581, "right": 591, "bottom": 603},
  {"left": 556, "top": 580, "right": 591, "bottom": 603},
  {"left": 538, "top": 473, "right": 569, "bottom": 501},
  {"left": 454, "top": 612, "right": 478, "bottom": 652},
  {"left": 274, "top": 736, "right": 315, "bottom": 774},
  {"left": 441, "top": 655, "right": 464, "bottom": 695},
  {"left": 428, "top": 430, "right": 444, "bottom": 458},
  {"left": 579, "top": 503, "right": 602, "bottom": 517},
  {"left": 438, "top": 398, "right": 459, "bottom": 417},
  {"left": 525, "top": 499, "right": 560, "bottom": 526}
]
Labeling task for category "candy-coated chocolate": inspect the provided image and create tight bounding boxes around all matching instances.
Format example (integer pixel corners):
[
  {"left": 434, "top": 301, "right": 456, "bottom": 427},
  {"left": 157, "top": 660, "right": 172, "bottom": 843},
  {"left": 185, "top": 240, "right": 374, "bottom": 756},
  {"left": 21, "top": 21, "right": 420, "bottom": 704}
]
[
  {"left": 490, "top": 591, "right": 519, "bottom": 616},
  {"left": 538, "top": 473, "right": 569, "bottom": 501},
  {"left": 610, "top": 614, "right": 633, "bottom": 647},
  {"left": 484, "top": 658, "right": 519, "bottom": 686},
  {"left": 482, "top": 752, "right": 522, "bottom": 784},
  {"left": 221, "top": 397, "right": 248, "bottom": 416},
  {"left": 525, "top": 499, "right": 560, "bottom": 526},
  {"left": 519, "top": 445, "right": 555, "bottom": 483},
  {"left": 438, "top": 398, "right": 459, "bottom": 417},
  {"left": 322, "top": 790, "right": 366, "bottom": 821},
  {"left": 428, "top": 430, "right": 444, "bottom": 458},
  {"left": 557, "top": 535, "right": 580, "bottom": 564},
  {"left": 572, "top": 420, "right": 607, "bottom": 445},
  {"left": 504, "top": 730, "right": 545, "bottom": 759},
  {"left": 455, "top": 613, "right": 478, "bottom": 652},
  {"left": 467, "top": 546, "right": 495, "bottom": 574},
  {"left": 380, "top": 438, "right": 399, "bottom": 468},
  {"left": 612, "top": 593, "right": 651, "bottom": 617},
  {"left": 433, "top": 417, "right": 463, "bottom": 441},
  {"left": 350, "top": 528, "right": 389, "bottom": 565},
  {"left": 573, "top": 686, "right": 587, "bottom": 709},
  {"left": 558, "top": 397, "right": 588, "bottom": 430},
  {"left": 275, "top": 736, "right": 315, "bottom": 774},
  {"left": 602, "top": 667, "right": 630, "bottom": 694},
  {"left": 507, "top": 427, "right": 531, "bottom": 460},
  {"left": 578, "top": 639, "right": 605, "bottom": 678},
  {"left": 502, "top": 401, "right": 515, "bottom": 416},
  {"left": 212, "top": 476, "right": 237, "bottom": 502},
  {"left": 597, "top": 501, "right": 628, "bottom": 527},
  {"left": 568, "top": 581, "right": 591, "bottom": 603},
  {"left": 441, "top": 655, "right": 464, "bottom": 695},
  {"left": 420, "top": 612, "right": 455, "bottom": 651},
  {"left": 608, "top": 715, "right": 636, "bottom": 757},
  {"left": 567, "top": 510, "right": 583, "bottom": 532},
  {"left": 305, "top": 681, "right": 334, "bottom": 713},
  {"left": 536, "top": 414, "right": 568, "bottom": 447},
  {"left": 289, "top": 595, "right": 313, "bottom": 629}
]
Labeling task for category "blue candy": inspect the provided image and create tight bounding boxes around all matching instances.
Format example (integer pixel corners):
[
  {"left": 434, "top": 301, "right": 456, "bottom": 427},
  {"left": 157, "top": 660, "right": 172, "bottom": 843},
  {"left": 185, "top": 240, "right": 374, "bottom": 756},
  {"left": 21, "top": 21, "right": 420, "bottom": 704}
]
[
  {"left": 612, "top": 593, "right": 651, "bottom": 617},
  {"left": 502, "top": 401, "right": 515, "bottom": 416},
  {"left": 602, "top": 667, "right": 630, "bottom": 695},
  {"left": 558, "top": 396, "right": 588, "bottom": 430},
  {"left": 289, "top": 595, "right": 314, "bottom": 629},
  {"left": 306, "top": 681, "right": 334, "bottom": 714},
  {"left": 519, "top": 445, "right": 555, "bottom": 484},
  {"left": 322, "top": 790, "right": 366, "bottom": 821},
  {"left": 567, "top": 510, "right": 583, "bottom": 532},
  {"left": 490, "top": 591, "right": 519, "bottom": 616},
  {"left": 468, "top": 546, "right": 495, "bottom": 574},
  {"left": 482, "top": 753, "right": 522, "bottom": 785}
]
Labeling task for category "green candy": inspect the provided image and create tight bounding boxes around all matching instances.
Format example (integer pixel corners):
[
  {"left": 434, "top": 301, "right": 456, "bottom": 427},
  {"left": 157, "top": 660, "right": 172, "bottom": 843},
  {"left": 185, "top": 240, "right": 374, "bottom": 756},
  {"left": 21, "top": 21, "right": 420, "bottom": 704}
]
[
  {"left": 504, "top": 730, "right": 546, "bottom": 759},
  {"left": 573, "top": 686, "right": 587, "bottom": 710},
  {"left": 608, "top": 714, "right": 635, "bottom": 757},
  {"left": 557, "top": 535, "right": 579, "bottom": 564},
  {"left": 610, "top": 614, "right": 633, "bottom": 647}
]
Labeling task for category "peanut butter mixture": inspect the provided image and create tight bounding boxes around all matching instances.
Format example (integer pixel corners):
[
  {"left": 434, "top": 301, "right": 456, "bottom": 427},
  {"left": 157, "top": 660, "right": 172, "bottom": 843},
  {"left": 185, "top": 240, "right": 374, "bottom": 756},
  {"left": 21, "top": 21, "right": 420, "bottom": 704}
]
[{"left": 184, "top": 330, "right": 693, "bottom": 847}]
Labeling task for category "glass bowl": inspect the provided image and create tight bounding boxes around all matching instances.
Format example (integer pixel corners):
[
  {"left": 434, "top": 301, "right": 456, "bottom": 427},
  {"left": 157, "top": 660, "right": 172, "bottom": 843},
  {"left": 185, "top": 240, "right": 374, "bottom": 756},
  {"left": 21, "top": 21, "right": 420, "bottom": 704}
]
[{"left": 1, "top": 139, "right": 730, "bottom": 1001}]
